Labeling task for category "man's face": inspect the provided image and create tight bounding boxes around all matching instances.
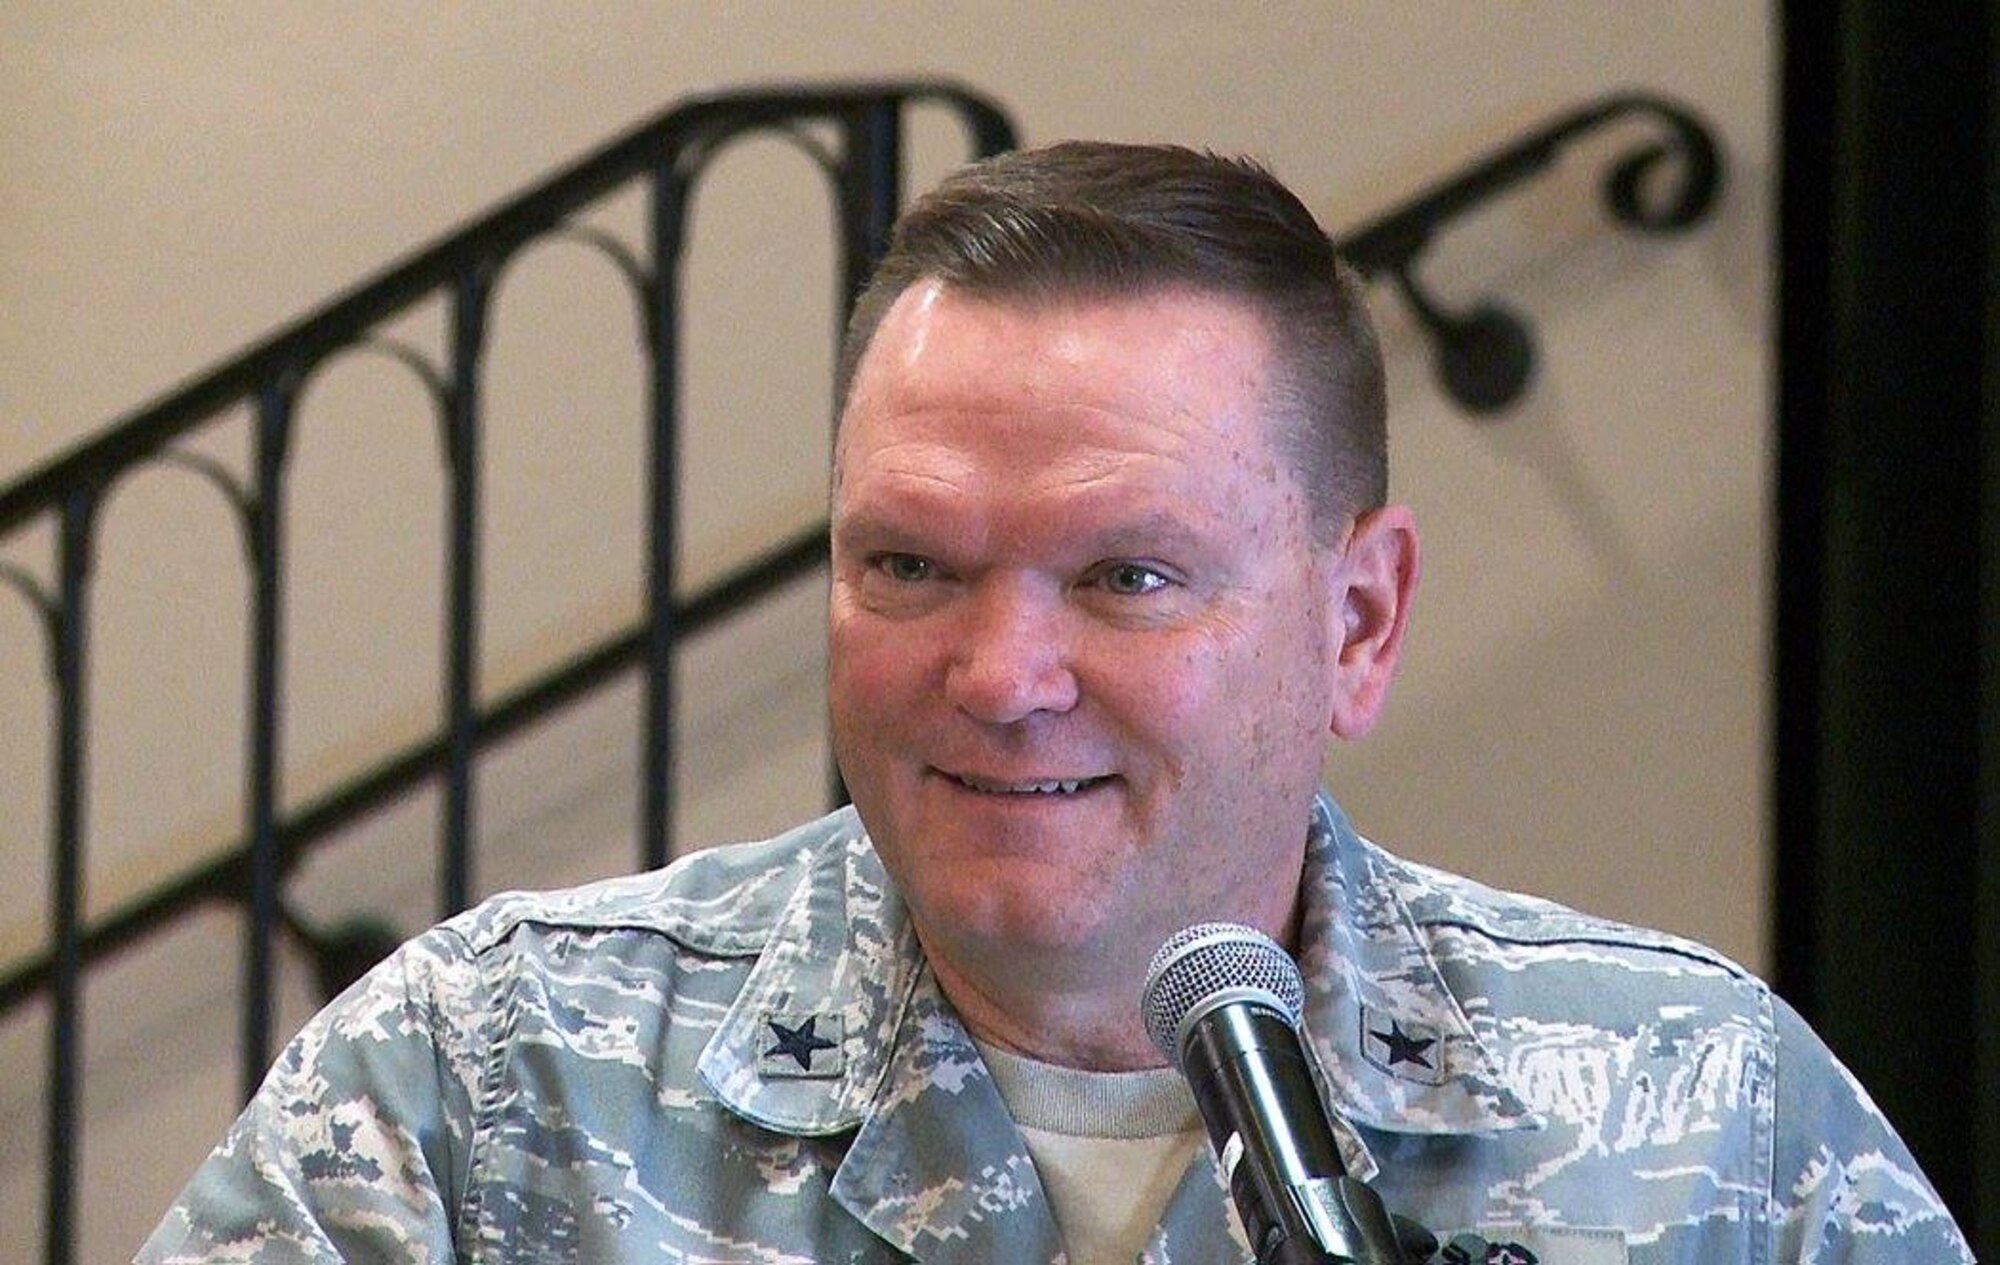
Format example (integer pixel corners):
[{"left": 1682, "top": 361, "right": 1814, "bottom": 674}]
[{"left": 828, "top": 281, "right": 1350, "bottom": 987}]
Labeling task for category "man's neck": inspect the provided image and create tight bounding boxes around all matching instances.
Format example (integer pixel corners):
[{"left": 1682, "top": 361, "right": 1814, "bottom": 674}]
[
  {"left": 906, "top": 873, "right": 1307, "bottom": 1071},
  {"left": 918, "top": 931, "right": 1166, "bottom": 1071}
]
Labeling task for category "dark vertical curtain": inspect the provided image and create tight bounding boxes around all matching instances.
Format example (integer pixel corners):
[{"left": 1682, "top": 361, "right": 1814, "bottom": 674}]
[{"left": 1775, "top": 2, "right": 1994, "bottom": 1254}]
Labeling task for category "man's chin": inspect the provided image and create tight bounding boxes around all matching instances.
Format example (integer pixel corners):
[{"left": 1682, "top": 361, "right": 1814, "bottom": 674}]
[{"left": 914, "top": 881, "right": 1152, "bottom": 977}]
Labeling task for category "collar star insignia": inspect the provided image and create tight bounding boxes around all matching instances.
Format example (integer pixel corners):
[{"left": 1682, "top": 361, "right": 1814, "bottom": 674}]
[
  {"left": 1360, "top": 1005, "right": 1446, "bottom": 1084},
  {"left": 758, "top": 1011, "right": 844, "bottom": 1079},
  {"left": 1370, "top": 1019, "right": 1437, "bottom": 1069}
]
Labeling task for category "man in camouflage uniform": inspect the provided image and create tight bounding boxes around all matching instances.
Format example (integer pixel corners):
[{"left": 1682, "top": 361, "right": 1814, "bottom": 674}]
[{"left": 141, "top": 143, "right": 1972, "bottom": 1263}]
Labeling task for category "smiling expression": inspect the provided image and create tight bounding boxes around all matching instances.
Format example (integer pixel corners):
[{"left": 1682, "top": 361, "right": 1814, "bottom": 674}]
[{"left": 828, "top": 280, "right": 1355, "bottom": 990}]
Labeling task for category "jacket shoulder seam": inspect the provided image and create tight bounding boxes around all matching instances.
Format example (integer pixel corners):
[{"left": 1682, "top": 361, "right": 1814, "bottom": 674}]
[{"left": 1418, "top": 917, "right": 1761, "bottom": 982}]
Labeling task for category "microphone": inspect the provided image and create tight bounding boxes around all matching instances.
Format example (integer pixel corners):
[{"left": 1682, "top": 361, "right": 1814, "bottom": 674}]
[{"left": 1141, "top": 923, "right": 1408, "bottom": 1265}]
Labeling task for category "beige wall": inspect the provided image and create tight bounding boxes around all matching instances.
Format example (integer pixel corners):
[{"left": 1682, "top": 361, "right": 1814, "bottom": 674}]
[{"left": 0, "top": 5, "right": 1770, "bottom": 1257}]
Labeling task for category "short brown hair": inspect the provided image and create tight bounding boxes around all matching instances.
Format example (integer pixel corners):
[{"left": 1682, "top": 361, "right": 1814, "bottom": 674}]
[{"left": 837, "top": 141, "right": 1387, "bottom": 528}]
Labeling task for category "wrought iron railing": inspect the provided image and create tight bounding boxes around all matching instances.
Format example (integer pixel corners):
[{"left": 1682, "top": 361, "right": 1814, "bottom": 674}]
[
  {"left": 0, "top": 79, "right": 1016, "bottom": 1265},
  {"left": 0, "top": 86, "right": 1718, "bottom": 1265}
]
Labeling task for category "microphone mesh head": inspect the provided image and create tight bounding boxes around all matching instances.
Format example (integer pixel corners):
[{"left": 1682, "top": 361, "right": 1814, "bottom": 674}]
[{"left": 1140, "top": 922, "right": 1305, "bottom": 1063}]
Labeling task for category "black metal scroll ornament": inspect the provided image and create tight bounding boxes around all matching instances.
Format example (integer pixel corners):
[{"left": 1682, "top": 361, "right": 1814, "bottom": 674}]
[{"left": 1334, "top": 92, "right": 1725, "bottom": 415}]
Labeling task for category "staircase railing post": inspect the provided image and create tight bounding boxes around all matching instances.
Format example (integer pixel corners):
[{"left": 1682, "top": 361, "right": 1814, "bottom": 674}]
[
  {"left": 44, "top": 485, "right": 98, "bottom": 1265},
  {"left": 440, "top": 268, "right": 492, "bottom": 917},
  {"left": 640, "top": 159, "right": 691, "bottom": 872},
  {"left": 241, "top": 379, "right": 296, "bottom": 1098}
]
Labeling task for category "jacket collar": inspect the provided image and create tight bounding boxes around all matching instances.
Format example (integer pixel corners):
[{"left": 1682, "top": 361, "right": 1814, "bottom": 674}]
[
  {"left": 1296, "top": 794, "right": 1542, "bottom": 1139},
  {"left": 698, "top": 811, "right": 1067, "bottom": 1258},
  {"left": 696, "top": 797, "right": 1540, "bottom": 1256},
  {"left": 696, "top": 812, "right": 915, "bottom": 1136}
]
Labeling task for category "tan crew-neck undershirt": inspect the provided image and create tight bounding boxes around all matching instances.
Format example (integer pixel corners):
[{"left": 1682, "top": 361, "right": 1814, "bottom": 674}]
[{"left": 974, "top": 1038, "right": 1209, "bottom": 1264}]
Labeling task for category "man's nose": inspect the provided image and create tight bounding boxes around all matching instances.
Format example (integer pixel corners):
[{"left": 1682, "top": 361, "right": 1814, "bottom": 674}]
[{"left": 944, "top": 581, "right": 1080, "bottom": 725}]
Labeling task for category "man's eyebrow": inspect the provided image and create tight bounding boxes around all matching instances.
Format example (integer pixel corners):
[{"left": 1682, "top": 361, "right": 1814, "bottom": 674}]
[
  {"left": 839, "top": 493, "right": 1215, "bottom": 537},
  {"left": 1076, "top": 508, "right": 1213, "bottom": 555},
  {"left": 828, "top": 503, "right": 951, "bottom": 552},
  {"left": 831, "top": 496, "right": 921, "bottom": 531}
]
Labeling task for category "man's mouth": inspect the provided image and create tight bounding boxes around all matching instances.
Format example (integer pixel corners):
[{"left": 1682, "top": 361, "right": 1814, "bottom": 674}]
[{"left": 944, "top": 772, "right": 1112, "bottom": 796}]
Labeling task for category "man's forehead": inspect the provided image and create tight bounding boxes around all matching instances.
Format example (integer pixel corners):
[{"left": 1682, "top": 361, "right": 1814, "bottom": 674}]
[
  {"left": 829, "top": 288, "right": 1314, "bottom": 549},
  {"left": 839, "top": 279, "right": 1276, "bottom": 433},
  {"left": 906, "top": 272, "right": 1261, "bottom": 346}
]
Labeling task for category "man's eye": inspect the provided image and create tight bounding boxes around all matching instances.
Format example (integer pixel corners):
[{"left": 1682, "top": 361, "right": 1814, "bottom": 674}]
[
  {"left": 1099, "top": 563, "right": 1171, "bottom": 596},
  {"left": 875, "top": 553, "right": 934, "bottom": 583}
]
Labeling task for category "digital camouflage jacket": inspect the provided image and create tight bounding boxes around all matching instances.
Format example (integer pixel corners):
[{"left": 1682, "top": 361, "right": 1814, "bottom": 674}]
[{"left": 140, "top": 797, "right": 1972, "bottom": 1263}]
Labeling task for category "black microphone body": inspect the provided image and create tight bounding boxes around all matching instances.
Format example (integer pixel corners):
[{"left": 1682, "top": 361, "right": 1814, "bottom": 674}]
[{"left": 1143, "top": 924, "right": 1409, "bottom": 1265}]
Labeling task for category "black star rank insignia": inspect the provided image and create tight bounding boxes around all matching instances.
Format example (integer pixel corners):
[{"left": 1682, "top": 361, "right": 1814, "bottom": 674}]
[
  {"left": 758, "top": 1011, "right": 844, "bottom": 1079},
  {"left": 1360, "top": 1005, "right": 1446, "bottom": 1085},
  {"left": 1372, "top": 1019, "right": 1436, "bottom": 1068}
]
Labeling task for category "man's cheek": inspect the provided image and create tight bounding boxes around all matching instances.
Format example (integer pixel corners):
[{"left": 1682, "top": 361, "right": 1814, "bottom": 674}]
[{"left": 1130, "top": 647, "right": 1228, "bottom": 725}]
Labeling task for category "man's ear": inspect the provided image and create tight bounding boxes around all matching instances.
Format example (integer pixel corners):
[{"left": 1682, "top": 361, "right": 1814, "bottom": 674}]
[{"left": 1325, "top": 505, "right": 1421, "bottom": 740}]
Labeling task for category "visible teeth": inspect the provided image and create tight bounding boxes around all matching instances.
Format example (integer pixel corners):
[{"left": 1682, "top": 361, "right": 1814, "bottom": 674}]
[{"left": 956, "top": 775, "right": 1092, "bottom": 795}]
